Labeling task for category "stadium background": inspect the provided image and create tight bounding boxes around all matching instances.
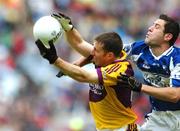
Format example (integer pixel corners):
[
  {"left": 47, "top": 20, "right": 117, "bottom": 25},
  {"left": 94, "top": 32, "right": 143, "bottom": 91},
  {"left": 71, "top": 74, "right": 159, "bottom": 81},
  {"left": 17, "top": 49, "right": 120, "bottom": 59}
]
[{"left": 0, "top": 0, "right": 179, "bottom": 130}]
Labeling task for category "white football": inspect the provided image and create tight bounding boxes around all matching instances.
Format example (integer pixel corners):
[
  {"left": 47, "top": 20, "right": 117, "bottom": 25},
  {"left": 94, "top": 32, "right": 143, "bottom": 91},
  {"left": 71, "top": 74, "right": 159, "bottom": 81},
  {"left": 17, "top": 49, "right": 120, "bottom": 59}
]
[{"left": 33, "top": 15, "right": 63, "bottom": 47}]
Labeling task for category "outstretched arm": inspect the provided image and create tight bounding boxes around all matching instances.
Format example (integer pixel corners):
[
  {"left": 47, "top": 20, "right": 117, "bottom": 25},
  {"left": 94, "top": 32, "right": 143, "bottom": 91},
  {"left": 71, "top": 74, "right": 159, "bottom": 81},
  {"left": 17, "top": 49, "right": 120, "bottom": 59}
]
[
  {"left": 141, "top": 85, "right": 180, "bottom": 103},
  {"left": 35, "top": 39, "right": 98, "bottom": 83},
  {"left": 52, "top": 13, "right": 94, "bottom": 57},
  {"left": 65, "top": 28, "right": 94, "bottom": 57},
  {"left": 56, "top": 55, "right": 93, "bottom": 78},
  {"left": 118, "top": 74, "right": 180, "bottom": 103},
  {"left": 54, "top": 57, "right": 98, "bottom": 83}
]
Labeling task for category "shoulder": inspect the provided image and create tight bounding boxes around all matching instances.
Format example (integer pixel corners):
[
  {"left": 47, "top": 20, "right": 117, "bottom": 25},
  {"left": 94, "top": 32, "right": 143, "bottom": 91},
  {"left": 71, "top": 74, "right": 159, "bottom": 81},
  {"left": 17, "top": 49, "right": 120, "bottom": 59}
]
[
  {"left": 171, "top": 46, "right": 180, "bottom": 63},
  {"left": 101, "top": 59, "right": 133, "bottom": 76},
  {"left": 98, "top": 60, "right": 134, "bottom": 85},
  {"left": 124, "top": 40, "right": 148, "bottom": 55},
  {"left": 131, "top": 40, "right": 148, "bottom": 53},
  {"left": 170, "top": 46, "right": 180, "bottom": 59},
  {"left": 172, "top": 46, "right": 180, "bottom": 54},
  {"left": 132, "top": 40, "right": 146, "bottom": 47}
]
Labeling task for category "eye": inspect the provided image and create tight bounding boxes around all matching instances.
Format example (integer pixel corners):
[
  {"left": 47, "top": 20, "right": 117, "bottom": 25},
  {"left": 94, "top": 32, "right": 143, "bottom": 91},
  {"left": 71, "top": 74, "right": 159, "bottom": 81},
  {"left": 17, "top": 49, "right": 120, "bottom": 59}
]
[{"left": 154, "top": 24, "right": 160, "bottom": 29}]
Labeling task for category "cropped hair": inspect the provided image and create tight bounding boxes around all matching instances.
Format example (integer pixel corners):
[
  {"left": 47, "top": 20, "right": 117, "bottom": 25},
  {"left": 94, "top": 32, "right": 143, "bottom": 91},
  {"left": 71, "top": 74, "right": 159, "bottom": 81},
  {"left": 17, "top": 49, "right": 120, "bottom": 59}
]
[
  {"left": 94, "top": 32, "right": 123, "bottom": 57},
  {"left": 159, "top": 14, "right": 180, "bottom": 46}
]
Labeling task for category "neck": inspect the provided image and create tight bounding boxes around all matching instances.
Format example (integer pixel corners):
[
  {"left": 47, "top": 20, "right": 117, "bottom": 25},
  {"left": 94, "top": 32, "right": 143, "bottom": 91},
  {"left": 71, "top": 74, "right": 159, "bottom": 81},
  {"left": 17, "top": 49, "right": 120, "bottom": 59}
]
[
  {"left": 102, "top": 58, "right": 116, "bottom": 67},
  {"left": 149, "top": 44, "right": 171, "bottom": 57}
]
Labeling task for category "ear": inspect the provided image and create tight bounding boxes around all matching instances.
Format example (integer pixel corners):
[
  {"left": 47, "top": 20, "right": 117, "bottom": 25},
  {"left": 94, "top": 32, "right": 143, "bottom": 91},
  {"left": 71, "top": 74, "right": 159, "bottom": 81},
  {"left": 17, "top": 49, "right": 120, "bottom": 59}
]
[
  {"left": 105, "top": 52, "right": 115, "bottom": 59},
  {"left": 164, "top": 33, "right": 173, "bottom": 42}
]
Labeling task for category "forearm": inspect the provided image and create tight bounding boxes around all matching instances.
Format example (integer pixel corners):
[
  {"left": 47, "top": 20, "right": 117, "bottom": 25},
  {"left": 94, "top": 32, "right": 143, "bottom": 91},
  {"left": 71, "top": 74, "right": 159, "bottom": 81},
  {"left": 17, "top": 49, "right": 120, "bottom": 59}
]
[
  {"left": 141, "top": 85, "right": 180, "bottom": 103},
  {"left": 54, "top": 57, "right": 92, "bottom": 82},
  {"left": 73, "top": 55, "right": 93, "bottom": 67},
  {"left": 52, "top": 13, "right": 93, "bottom": 57},
  {"left": 65, "top": 28, "right": 83, "bottom": 47},
  {"left": 65, "top": 28, "right": 93, "bottom": 57}
]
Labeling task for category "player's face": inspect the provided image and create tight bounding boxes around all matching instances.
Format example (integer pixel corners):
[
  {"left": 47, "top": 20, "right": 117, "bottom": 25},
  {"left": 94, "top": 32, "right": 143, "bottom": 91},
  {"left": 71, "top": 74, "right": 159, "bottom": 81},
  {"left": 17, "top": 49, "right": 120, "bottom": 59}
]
[
  {"left": 91, "top": 42, "right": 109, "bottom": 66},
  {"left": 145, "top": 19, "right": 166, "bottom": 46}
]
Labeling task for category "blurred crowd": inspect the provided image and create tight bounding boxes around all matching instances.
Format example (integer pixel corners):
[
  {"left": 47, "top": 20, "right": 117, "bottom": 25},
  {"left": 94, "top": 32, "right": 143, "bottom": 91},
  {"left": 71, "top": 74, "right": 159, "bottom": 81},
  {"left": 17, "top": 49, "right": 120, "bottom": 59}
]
[{"left": 0, "top": 0, "right": 179, "bottom": 130}]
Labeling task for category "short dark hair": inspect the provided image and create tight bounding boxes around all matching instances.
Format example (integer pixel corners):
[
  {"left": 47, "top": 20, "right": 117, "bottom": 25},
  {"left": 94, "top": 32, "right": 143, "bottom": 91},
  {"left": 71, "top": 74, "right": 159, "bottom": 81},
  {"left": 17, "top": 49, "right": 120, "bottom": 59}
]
[
  {"left": 159, "top": 14, "right": 180, "bottom": 46},
  {"left": 94, "top": 32, "right": 123, "bottom": 57}
]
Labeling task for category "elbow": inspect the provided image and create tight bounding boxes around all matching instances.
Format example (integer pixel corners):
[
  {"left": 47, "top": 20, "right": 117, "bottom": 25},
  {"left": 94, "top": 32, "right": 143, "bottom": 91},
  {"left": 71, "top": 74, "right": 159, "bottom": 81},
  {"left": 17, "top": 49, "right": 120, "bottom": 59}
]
[
  {"left": 167, "top": 88, "right": 180, "bottom": 103},
  {"left": 170, "top": 98, "right": 179, "bottom": 103},
  {"left": 171, "top": 89, "right": 180, "bottom": 103},
  {"left": 170, "top": 95, "right": 179, "bottom": 103}
]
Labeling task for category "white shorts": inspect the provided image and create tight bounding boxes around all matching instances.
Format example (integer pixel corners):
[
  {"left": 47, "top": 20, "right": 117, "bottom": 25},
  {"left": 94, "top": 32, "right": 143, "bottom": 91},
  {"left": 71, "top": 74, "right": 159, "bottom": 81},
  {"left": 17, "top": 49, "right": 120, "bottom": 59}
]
[
  {"left": 96, "top": 123, "right": 140, "bottom": 131},
  {"left": 140, "top": 110, "right": 180, "bottom": 131}
]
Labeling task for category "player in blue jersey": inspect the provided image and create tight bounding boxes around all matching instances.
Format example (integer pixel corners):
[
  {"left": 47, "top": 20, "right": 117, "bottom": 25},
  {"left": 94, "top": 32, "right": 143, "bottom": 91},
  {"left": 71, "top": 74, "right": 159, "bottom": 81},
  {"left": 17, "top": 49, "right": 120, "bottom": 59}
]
[
  {"left": 52, "top": 13, "right": 180, "bottom": 131},
  {"left": 118, "top": 14, "right": 180, "bottom": 131}
]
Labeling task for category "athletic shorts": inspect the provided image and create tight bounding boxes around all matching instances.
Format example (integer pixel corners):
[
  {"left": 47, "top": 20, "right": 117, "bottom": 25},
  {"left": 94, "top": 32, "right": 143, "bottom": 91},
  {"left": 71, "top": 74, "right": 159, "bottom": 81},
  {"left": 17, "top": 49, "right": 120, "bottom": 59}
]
[
  {"left": 140, "top": 110, "right": 180, "bottom": 131},
  {"left": 96, "top": 123, "right": 140, "bottom": 131}
]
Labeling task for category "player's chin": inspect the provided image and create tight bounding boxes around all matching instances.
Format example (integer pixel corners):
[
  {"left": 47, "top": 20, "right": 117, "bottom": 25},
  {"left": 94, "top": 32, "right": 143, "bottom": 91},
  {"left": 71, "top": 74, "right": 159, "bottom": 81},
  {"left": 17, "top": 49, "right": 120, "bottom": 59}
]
[{"left": 145, "top": 38, "right": 150, "bottom": 44}]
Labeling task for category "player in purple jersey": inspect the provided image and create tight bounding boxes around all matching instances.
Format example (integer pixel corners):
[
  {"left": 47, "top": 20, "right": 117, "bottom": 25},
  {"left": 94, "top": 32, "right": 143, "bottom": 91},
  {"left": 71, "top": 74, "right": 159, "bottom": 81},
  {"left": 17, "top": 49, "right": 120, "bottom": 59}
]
[{"left": 34, "top": 30, "right": 139, "bottom": 130}]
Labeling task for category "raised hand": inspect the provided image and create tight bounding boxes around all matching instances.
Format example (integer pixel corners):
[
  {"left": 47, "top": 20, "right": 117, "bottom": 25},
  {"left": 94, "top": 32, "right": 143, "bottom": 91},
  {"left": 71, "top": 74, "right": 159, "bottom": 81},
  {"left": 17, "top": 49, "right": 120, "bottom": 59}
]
[
  {"left": 117, "top": 73, "right": 142, "bottom": 92},
  {"left": 52, "top": 12, "right": 74, "bottom": 31},
  {"left": 35, "top": 39, "right": 58, "bottom": 64}
]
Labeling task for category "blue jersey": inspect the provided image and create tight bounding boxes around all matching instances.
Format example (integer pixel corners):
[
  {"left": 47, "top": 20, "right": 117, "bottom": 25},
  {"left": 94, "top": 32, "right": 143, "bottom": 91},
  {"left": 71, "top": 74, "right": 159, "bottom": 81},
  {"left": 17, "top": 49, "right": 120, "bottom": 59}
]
[{"left": 124, "top": 41, "right": 180, "bottom": 111}]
